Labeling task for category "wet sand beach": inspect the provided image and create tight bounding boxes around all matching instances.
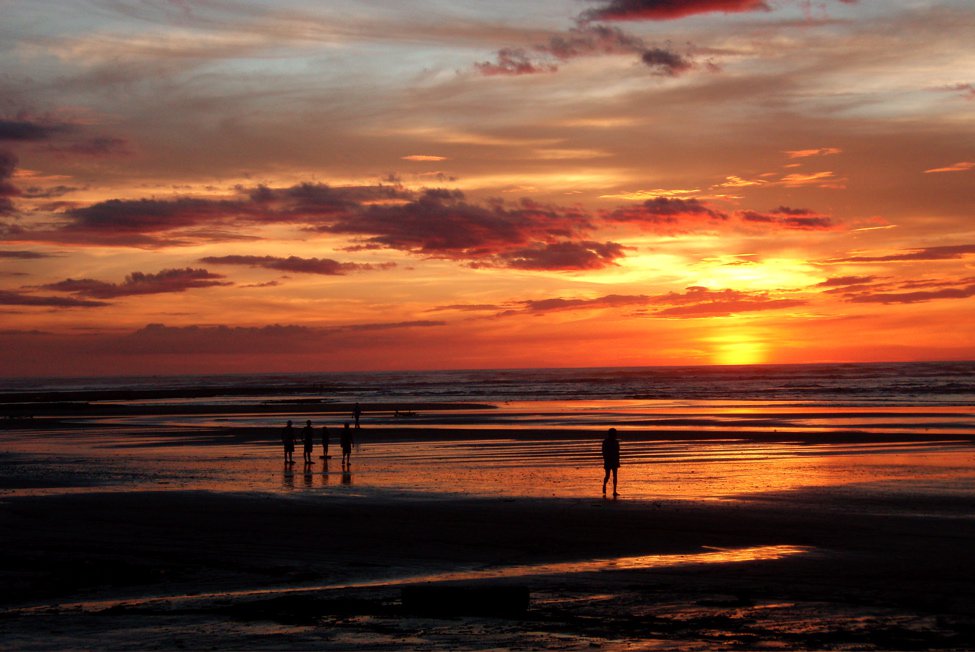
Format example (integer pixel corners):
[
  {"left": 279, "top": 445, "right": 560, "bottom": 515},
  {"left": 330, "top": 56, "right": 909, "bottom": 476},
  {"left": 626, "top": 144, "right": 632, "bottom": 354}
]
[{"left": 2, "top": 398, "right": 975, "bottom": 649}]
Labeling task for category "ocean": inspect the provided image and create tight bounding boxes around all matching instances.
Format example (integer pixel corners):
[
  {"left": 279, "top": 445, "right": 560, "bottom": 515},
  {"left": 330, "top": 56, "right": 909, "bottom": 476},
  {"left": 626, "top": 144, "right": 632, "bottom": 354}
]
[
  {"left": 2, "top": 360, "right": 974, "bottom": 502},
  {"left": 2, "top": 360, "right": 974, "bottom": 405}
]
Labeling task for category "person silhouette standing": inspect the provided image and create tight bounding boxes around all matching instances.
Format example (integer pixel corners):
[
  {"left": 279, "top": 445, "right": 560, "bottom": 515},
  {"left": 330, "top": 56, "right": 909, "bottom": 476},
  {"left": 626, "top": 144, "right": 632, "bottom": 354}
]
[
  {"left": 340, "top": 422, "right": 354, "bottom": 469},
  {"left": 282, "top": 420, "right": 296, "bottom": 465},
  {"left": 301, "top": 420, "right": 315, "bottom": 464},
  {"left": 353, "top": 402, "right": 362, "bottom": 429},
  {"left": 320, "top": 424, "right": 329, "bottom": 460},
  {"left": 602, "top": 428, "right": 620, "bottom": 497}
]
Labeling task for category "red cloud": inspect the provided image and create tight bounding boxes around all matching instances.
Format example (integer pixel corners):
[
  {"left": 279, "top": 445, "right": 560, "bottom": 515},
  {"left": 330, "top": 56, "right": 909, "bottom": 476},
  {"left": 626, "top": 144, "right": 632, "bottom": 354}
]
[
  {"left": 0, "top": 289, "right": 108, "bottom": 307},
  {"left": 814, "top": 275, "right": 880, "bottom": 288},
  {"left": 40, "top": 268, "right": 228, "bottom": 298},
  {"left": 515, "top": 294, "right": 651, "bottom": 314},
  {"left": 9, "top": 183, "right": 404, "bottom": 247},
  {"left": 739, "top": 206, "right": 835, "bottom": 230},
  {"left": 849, "top": 284, "right": 975, "bottom": 304},
  {"left": 828, "top": 244, "right": 975, "bottom": 263},
  {"left": 0, "top": 250, "right": 53, "bottom": 259},
  {"left": 504, "top": 286, "right": 804, "bottom": 318},
  {"left": 582, "top": 0, "right": 770, "bottom": 21},
  {"left": 498, "top": 241, "right": 624, "bottom": 270},
  {"left": 320, "top": 189, "right": 597, "bottom": 267},
  {"left": 200, "top": 255, "right": 394, "bottom": 275},
  {"left": 603, "top": 197, "right": 729, "bottom": 229},
  {"left": 652, "top": 287, "right": 805, "bottom": 317}
]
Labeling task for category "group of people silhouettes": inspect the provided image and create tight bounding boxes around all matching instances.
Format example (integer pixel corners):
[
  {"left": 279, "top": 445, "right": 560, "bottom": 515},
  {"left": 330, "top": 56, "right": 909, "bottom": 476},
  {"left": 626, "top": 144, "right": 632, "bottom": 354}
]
[
  {"left": 281, "top": 403, "right": 361, "bottom": 470},
  {"left": 281, "top": 403, "right": 623, "bottom": 497}
]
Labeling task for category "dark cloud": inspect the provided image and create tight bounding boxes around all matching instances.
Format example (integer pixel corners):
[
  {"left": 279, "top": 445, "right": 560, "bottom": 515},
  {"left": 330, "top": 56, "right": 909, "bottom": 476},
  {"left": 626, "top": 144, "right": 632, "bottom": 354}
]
[
  {"left": 603, "top": 197, "right": 729, "bottom": 228},
  {"left": 542, "top": 23, "right": 646, "bottom": 59},
  {"left": 8, "top": 183, "right": 615, "bottom": 268},
  {"left": 343, "top": 320, "right": 446, "bottom": 332},
  {"left": 475, "top": 48, "right": 558, "bottom": 76},
  {"left": 516, "top": 294, "right": 651, "bottom": 313},
  {"left": 48, "top": 136, "right": 131, "bottom": 158},
  {"left": 641, "top": 48, "right": 693, "bottom": 76},
  {"left": 0, "top": 250, "right": 53, "bottom": 259},
  {"left": 498, "top": 241, "right": 624, "bottom": 270},
  {"left": 0, "top": 289, "right": 108, "bottom": 308},
  {"left": 115, "top": 320, "right": 446, "bottom": 355},
  {"left": 829, "top": 244, "right": 975, "bottom": 263},
  {"left": 21, "top": 185, "right": 82, "bottom": 199},
  {"left": 428, "top": 303, "right": 502, "bottom": 313},
  {"left": 739, "top": 206, "right": 834, "bottom": 230},
  {"left": 476, "top": 23, "right": 697, "bottom": 78},
  {"left": 0, "top": 118, "right": 65, "bottom": 141},
  {"left": 40, "top": 268, "right": 228, "bottom": 298},
  {"left": 848, "top": 284, "right": 975, "bottom": 305},
  {"left": 320, "top": 189, "right": 594, "bottom": 263},
  {"left": 652, "top": 287, "right": 806, "bottom": 317},
  {"left": 0, "top": 150, "right": 19, "bottom": 215},
  {"left": 239, "top": 280, "right": 281, "bottom": 288},
  {"left": 249, "top": 182, "right": 402, "bottom": 220},
  {"left": 201, "top": 255, "right": 395, "bottom": 275},
  {"left": 11, "top": 182, "right": 403, "bottom": 247},
  {"left": 814, "top": 275, "right": 879, "bottom": 288},
  {"left": 581, "top": 0, "right": 770, "bottom": 22},
  {"left": 501, "top": 286, "right": 803, "bottom": 318},
  {"left": 65, "top": 197, "right": 236, "bottom": 235}
]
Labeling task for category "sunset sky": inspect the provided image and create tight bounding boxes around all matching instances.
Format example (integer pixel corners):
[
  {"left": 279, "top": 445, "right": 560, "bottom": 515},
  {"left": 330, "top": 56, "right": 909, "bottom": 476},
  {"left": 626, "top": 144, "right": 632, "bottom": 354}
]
[{"left": 1, "top": 0, "right": 974, "bottom": 377}]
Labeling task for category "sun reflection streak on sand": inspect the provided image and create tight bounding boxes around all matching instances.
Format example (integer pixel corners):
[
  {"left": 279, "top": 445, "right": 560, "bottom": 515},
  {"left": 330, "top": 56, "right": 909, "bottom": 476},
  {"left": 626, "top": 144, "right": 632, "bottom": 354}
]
[{"left": 11, "top": 544, "right": 810, "bottom": 615}]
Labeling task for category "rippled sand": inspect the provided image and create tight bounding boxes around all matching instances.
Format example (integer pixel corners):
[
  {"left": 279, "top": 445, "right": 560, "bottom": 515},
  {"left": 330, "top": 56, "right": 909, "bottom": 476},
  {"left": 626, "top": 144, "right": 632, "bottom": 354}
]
[{"left": 2, "top": 402, "right": 974, "bottom": 649}]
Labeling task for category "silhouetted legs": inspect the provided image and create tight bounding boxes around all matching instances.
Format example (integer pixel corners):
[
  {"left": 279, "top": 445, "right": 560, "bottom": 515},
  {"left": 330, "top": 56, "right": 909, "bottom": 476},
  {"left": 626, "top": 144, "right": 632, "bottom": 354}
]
[{"left": 602, "top": 467, "right": 618, "bottom": 497}]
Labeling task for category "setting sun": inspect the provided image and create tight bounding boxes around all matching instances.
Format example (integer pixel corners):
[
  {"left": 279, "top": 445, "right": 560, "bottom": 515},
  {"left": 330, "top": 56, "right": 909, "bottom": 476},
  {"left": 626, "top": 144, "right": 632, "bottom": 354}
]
[
  {"left": 0, "top": 0, "right": 973, "bottom": 376},
  {"left": 708, "top": 328, "right": 769, "bottom": 366}
]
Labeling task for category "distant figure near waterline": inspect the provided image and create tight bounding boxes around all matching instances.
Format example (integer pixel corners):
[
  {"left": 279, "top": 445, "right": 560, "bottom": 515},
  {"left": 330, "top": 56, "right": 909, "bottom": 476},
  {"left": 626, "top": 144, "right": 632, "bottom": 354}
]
[
  {"left": 602, "top": 428, "right": 620, "bottom": 497},
  {"left": 301, "top": 420, "right": 315, "bottom": 464},
  {"left": 341, "top": 422, "right": 354, "bottom": 468},
  {"left": 281, "top": 420, "right": 296, "bottom": 464},
  {"left": 320, "top": 425, "right": 329, "bottom": 460},
  {"left": 353, "top": 402, "right": 362, "bottom": 429}
]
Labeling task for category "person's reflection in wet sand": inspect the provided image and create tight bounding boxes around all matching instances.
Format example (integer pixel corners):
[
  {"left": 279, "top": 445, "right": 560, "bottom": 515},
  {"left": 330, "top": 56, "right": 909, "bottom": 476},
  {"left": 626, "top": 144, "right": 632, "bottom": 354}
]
[
  {"left": 302, "top": 464, "right": 313, "bottom": 487},
  {"left": 320, "top": 458, "right": 329, "bottom": 485},
  {"left": 282, "top": 466, "right": 295, "bottom": 491},
  {"left": 340, "top": 422, "right": 354, "bottom": 470},
  {"left": 341, "top": 468, "right": 352, "bottom": 485}
]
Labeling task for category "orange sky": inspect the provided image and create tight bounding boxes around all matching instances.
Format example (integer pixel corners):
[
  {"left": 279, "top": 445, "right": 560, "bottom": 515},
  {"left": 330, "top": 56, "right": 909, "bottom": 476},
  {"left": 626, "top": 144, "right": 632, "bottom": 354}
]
[{"left": 1, "top": 0, "right": 974, "bottom": 376}]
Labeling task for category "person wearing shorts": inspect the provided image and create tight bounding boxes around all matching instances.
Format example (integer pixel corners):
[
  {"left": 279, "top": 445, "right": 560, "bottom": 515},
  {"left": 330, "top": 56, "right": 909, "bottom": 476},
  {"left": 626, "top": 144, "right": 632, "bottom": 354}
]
[
  {"left": 301, "top": 420, "right": 315, "bottom": 464},
  {"left": 282, "top": 420, "right": 296, "bottom": 464}
]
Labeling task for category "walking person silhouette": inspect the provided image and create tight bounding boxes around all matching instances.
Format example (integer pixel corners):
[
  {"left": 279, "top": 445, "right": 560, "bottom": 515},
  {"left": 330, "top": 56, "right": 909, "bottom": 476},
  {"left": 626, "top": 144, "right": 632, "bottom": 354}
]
[{"left": 602, "top": 428, "right": 620, "bottom": 497}]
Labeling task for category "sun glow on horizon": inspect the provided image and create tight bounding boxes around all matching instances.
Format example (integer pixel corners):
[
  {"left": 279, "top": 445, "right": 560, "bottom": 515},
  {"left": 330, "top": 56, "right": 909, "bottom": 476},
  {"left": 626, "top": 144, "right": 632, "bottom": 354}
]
[{"left": 708, "top": 328, "right": 769, "bottom": 366}]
